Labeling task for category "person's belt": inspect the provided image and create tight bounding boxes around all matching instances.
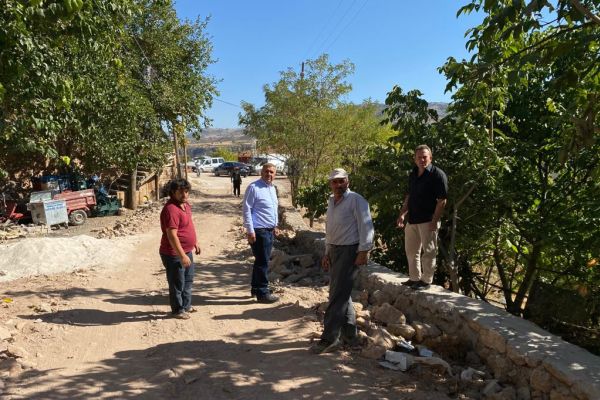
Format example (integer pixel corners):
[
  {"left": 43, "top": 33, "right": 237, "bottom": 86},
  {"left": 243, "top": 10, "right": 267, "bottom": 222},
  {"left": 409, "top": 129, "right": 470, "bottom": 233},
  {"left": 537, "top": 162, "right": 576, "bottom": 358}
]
[{"left": 255, "top": 227, "right": 275, "bottom": 231}]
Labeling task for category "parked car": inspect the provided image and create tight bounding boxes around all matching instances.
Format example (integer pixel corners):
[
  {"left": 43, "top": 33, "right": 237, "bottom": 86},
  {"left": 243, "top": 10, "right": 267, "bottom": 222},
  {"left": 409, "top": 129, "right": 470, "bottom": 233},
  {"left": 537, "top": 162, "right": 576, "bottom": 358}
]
[
  {"left": 197, "top": 157, "right": 225, "bottom": 172},
  {"left": 250, "top": 154, "right": 287, "bottom": 175},
  {"left": 213, "top": 162, "right": 252, "bottom": 177}
]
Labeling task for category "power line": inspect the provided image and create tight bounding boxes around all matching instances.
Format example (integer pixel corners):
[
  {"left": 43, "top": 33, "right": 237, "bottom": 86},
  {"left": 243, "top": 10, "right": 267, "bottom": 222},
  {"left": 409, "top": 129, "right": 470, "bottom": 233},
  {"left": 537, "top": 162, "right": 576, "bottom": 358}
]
[
  {"left": 214, "top": 98, "right": 243, "bottom": 109},
  {"left": 309, "top": 0, "right": 358, "bottom": 59},
  {"left": 302, "top": 0, "right": 345, "bottom": 60},
  {"left": 322, "top": 0, "right": 370, "bottom": 54}
]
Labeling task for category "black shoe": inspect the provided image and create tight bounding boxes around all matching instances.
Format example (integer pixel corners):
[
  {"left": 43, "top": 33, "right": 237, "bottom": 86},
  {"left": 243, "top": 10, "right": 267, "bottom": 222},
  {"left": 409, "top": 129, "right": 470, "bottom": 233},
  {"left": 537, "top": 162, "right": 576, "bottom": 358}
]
[
  {"left": 342, "top": 335, "right": 362, "bottom": 348},
  {"left": 310, "top": 338, "right": 341, "bottom": 354},
  {"left": 257, "top": 293, "right": 279, "bottom": 303},
  {"left": 413, "top": 281, "right": 431, "bottom": 290},
  {"left": 252, "top": 288, "right": 273, "bottom": 296},
  {"left": 402, "top": 279, "right": 419, "bottom": 289}
]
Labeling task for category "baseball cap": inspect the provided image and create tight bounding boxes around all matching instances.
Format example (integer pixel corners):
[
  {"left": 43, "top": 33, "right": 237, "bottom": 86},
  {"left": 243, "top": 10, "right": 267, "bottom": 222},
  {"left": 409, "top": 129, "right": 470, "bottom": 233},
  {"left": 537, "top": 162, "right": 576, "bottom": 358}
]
[{"left": 328, "top": 168, "right": 348, "bottom": 180}]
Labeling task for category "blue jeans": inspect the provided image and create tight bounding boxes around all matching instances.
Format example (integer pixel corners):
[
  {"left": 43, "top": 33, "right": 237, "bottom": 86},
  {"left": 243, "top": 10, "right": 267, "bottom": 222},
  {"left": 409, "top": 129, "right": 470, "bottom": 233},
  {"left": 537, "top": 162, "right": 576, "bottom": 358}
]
[
  {"left": 160, "top": 252, "right": 195, "bottom": 314},
  {"left": 250, "top": 228, "right": 274, "bottom": 298}
]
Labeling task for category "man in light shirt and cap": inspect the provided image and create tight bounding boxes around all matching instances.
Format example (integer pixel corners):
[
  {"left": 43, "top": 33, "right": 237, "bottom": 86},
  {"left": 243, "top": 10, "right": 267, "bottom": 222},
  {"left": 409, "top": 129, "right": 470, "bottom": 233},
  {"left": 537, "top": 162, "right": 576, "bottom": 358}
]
[{"left": 311, "top": 168, "right": 374, "bottom": 354}]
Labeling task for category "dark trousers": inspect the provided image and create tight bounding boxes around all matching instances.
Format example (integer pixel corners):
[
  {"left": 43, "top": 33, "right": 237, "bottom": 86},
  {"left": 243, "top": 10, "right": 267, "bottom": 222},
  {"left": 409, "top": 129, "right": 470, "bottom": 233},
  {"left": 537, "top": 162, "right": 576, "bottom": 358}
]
[
  {"left": 321, "top": 244, "right": 358, "bottom": 343},
  {"left": 250, "top": 228, "right": 274, "bottom": 297},
  {"left": 233, "top": 182, "right": 241, "bottom": 197},
  {"left": 160, "top": 252, "right": 195, "bottom": 314}
]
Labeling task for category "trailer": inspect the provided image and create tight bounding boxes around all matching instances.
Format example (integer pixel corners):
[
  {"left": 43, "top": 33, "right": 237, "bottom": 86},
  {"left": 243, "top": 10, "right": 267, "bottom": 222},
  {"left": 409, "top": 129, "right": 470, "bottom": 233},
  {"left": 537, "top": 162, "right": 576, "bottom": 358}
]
[{"left": 52, "top": 189, "right": 97, "bottom": 226}]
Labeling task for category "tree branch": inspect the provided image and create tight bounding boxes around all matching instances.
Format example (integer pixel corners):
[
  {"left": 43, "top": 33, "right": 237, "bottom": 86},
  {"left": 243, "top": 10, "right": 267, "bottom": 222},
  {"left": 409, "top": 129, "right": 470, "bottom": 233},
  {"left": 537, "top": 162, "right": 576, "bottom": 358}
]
[{"left": 570, "top": 0, "right": 600, "bottom": 25}]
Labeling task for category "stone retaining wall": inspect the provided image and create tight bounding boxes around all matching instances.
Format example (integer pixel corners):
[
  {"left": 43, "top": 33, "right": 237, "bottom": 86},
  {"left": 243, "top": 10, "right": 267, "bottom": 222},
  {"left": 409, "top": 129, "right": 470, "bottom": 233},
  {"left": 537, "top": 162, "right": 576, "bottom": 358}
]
[{"left": 281, "top": 207, "right": 600, "bottom": 400}]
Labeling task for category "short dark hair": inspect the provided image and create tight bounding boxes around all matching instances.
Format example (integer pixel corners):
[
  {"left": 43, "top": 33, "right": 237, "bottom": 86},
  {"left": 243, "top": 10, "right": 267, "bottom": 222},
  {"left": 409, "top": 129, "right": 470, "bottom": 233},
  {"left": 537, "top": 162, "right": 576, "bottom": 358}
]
[
  {"left": 414, "top": 144, "right": 432, "bottom": 155},
  {"left": 165, "top": 178, "right": 191, "bottom": 197}
]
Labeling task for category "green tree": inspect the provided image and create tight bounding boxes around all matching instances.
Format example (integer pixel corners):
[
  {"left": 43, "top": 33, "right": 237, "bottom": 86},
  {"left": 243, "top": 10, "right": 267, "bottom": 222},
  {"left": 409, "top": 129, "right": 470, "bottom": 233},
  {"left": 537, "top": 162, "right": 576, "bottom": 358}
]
[
  {"left": 453, "top": 0, "right": 600, "bottom": 159},
  {"left": 0, "top": 0, "right": 217, "bottom": 184},
  {"left": 240, "top": 54, "right": 390, "bottom": 204},
  {"left": 296, "top": 179, "right": 329, "bottom": 227},
  {"left": 211, "top": 147, "right": 237, "bottom": 161}
]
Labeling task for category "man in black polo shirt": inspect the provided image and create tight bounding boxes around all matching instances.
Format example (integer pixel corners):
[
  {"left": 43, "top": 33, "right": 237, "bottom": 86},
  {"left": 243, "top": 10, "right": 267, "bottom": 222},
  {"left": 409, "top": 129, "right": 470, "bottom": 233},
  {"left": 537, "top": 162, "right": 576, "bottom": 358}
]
[{"left": 397, "top": 145, "right": 448, "bottom": 290}]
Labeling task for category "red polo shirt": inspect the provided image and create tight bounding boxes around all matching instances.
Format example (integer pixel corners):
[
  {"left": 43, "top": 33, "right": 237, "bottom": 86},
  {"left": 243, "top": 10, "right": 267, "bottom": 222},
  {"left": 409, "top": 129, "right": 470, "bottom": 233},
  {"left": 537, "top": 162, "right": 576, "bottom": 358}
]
[{"left": 159, "top": 200, "right": 197, "bottom": 256}]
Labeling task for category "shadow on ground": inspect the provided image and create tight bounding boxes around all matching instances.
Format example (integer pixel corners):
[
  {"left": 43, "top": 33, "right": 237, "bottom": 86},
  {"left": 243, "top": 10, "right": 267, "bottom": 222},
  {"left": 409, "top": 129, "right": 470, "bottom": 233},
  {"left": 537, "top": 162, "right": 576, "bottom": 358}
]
[{"left": 11, "top": 331, "right": 451, "bottom": 400}]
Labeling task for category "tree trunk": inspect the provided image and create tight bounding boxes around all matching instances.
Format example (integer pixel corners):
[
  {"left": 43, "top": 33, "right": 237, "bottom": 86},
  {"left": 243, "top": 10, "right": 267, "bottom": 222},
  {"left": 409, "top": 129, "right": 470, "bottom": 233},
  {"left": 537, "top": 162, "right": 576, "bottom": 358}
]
[
  {"left": 493, "top": 229, "right": 515, "bottom": 312},
  {"left": 173, "top": 124, "right": 181, "bottom": 179},
  {"left": 128, "top": 166, "right": 137, "bottom": 210},
  {"left": 508, "top": 241, "right": 541, "bottom": 315},
  {"left": 182, "top": 140, "right": 189, "bottom": 181},
  {"left": 445, "top": 183, "right": 476, "bottom": 293}
]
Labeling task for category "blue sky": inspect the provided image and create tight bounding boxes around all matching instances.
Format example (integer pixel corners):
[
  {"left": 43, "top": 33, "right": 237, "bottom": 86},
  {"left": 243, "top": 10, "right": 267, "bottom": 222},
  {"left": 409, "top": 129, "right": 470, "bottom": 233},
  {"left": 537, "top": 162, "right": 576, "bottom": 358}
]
[{"left": 173, "top": 1, "right": 482, "bottom": 129}]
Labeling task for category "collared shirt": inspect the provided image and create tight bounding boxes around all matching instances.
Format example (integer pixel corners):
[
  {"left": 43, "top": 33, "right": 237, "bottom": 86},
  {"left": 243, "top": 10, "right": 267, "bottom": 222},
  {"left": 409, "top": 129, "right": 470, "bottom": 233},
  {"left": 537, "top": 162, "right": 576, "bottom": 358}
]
[
  {"left": 243, "top": 178, "right": 278, "bottom": 234},
  {"left": 407, "top": 164, "right": 448, "bottom": 224},
  {"left": 325, "top": 189, "right": 374, "bottom": 253},
  {"left": 159, "top": 200, "right": 197, "bottom": 256}
]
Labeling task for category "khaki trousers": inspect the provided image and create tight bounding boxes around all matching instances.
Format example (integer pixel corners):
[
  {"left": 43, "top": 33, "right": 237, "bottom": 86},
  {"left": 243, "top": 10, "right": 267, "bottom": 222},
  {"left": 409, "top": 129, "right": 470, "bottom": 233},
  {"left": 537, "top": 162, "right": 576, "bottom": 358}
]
[{"left": 405, "top": 222, "right": 439, "bottom": 284}]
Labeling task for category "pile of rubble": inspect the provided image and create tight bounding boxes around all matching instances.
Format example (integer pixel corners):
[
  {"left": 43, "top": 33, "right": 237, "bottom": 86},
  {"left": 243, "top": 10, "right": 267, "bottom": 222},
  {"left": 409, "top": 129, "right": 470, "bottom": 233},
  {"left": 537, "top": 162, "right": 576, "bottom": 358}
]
[
  {"left": 267, "top": 249, "right": 328, "bottom": 287},
  {"left": 95, "top": 202, "right": 162, "bottom": 239},
  {"left": 310, "top": 290, "right": 522, "bottom": 400},
  {"left": 267, "top": 244, "right": 520, "bottom": 399},
  {"left": 0, "top": 222, "right": 28, "bottom": 241}
]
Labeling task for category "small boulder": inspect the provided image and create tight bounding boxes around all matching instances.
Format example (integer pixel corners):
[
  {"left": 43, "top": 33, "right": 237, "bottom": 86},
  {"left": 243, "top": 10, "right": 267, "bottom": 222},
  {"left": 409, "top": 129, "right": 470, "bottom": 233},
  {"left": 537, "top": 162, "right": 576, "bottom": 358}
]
[
  {"left": 373, "top": 303, "right": 406, "bottom": 325},
  {"left": 387, "top": 323, "right": 415, "bottom": 340},
  {"left": 361, "top": 344, "right": 386, "bottom": 359}
]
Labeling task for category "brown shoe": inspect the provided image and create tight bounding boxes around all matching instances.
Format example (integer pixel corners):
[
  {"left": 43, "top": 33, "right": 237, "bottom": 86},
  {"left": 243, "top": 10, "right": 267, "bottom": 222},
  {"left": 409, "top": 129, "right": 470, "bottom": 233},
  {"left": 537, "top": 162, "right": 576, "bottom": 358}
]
[{"left": 173, "top": 312, "right": 190, "bottom": 320}]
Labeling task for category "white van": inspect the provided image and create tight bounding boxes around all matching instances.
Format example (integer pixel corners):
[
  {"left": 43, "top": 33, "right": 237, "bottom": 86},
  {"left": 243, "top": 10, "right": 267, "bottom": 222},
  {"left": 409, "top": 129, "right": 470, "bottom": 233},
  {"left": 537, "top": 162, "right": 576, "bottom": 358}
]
[
  {"left": 197, "top": 157, "right": 224, "bottom": 172},
  {"left": 251, "top": 154, "right": 287, "bottom": 175}
]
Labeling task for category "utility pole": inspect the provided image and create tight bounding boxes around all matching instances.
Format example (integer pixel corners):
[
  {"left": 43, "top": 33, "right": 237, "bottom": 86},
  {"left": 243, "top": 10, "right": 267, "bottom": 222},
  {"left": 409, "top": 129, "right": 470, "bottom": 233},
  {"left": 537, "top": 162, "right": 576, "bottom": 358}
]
[
  {"left": 300, "top": 62, "right": 304, "bottom": 80},
  {"left": 173, "top": 121, "right": 181, "bottom": 179},
  {"left": 182, "top": 137, "right": 189, "bottom": 181}
]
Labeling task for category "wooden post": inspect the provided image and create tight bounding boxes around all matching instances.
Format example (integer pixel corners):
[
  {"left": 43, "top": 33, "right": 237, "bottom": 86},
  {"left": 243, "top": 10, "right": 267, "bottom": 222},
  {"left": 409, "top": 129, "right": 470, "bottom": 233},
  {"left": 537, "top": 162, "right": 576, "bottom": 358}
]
[
  {"left": 154, "top": 173, "right": 160, "bottom": 200},
  {"left": 183, "top": 139, "right": 189, "bottom": 181},
  {"left": 128, "top": 166, "right": 137, "bottom": 210}
]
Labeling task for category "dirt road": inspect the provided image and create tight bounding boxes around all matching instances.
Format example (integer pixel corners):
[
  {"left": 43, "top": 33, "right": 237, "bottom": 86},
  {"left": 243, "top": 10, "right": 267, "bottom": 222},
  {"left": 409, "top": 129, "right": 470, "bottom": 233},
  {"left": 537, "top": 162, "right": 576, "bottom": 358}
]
[{"left": 1, "top": 174, "right": 451, "bottom": 399}]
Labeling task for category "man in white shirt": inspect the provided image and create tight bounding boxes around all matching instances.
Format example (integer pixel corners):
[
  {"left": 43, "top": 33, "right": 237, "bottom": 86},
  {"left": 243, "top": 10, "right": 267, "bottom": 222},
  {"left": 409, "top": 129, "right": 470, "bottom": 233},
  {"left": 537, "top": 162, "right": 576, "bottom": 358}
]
[{"left": 311, "top": 168, "right": 374, "bottom": 354}]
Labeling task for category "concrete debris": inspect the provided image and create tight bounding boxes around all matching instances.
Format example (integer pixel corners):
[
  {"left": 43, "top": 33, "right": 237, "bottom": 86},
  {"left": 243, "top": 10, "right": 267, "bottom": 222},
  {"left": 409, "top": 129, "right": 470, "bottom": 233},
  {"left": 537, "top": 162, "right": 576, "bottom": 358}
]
[
  {"left": 379, "top": 360, "right": 404, "bottom": 371},
  {"left": 460, "top": 366, "right": 486, "bottom": 382},
  {"left": 384, "top": 350, "right": 413, "bottom": 371},
  {"left": 482, "top": 379, "right": 502, "bottom": 397},
  {"left": 412, "top": 355, "right": 453, "bottom": 377},
  {"left": 96, "top": 202, "right": 161, "bottom": 239}
]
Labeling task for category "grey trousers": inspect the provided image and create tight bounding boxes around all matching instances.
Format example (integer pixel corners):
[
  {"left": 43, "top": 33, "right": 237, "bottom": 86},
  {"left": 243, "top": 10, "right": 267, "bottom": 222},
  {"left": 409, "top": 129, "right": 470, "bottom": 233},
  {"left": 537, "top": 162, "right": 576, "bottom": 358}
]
[{"left": 321, "top": 244, "right": 358, "bottom": 344}]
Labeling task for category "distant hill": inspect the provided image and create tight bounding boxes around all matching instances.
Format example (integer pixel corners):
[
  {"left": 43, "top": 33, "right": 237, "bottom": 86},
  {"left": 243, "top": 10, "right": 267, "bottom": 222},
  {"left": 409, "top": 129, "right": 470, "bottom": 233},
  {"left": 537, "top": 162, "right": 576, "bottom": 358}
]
[
  {"left": 188, "top": 128, "right": 249, "bottom": 143},
  {"left": 195, "top": 102, "right": 449, "bottom": 141}
]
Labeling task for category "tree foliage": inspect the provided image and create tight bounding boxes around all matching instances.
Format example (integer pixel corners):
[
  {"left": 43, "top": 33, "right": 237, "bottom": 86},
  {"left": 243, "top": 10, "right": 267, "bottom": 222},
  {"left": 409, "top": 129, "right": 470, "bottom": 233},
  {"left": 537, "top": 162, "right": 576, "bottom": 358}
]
[
  {"left": 351, "top": 3, "right": 600, "bottom": 325},
  {"left": 239, "top": 54, "right": 392, "bottom": 205},
  {"left": 0, "top": 0, "right": 217, "bottom": 184},
  {"left": 450, "top": 0, "right": 600, "bottom": 159}
]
